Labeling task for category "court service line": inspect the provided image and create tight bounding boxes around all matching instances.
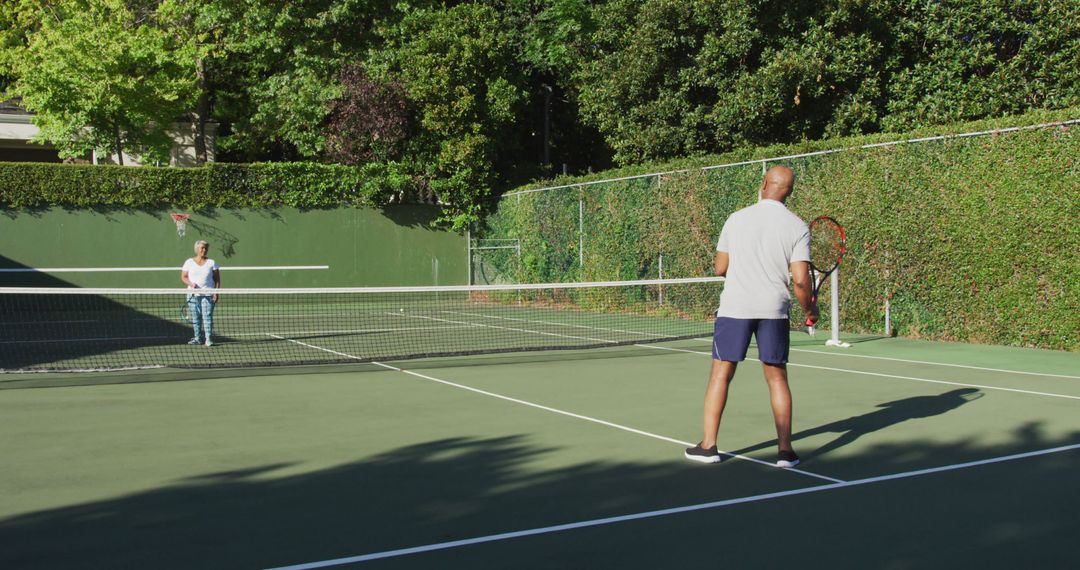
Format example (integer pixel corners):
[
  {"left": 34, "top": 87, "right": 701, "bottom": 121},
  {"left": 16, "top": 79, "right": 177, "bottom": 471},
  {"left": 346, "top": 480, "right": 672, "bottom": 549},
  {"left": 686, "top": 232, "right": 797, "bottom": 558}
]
[
  {"left": 787, "top": 346, "right": 1080, "bottom": 379},
  {"left": 440, "top": 310, "right": 661, "bottom": 338},
  {"left": 645, "top": 345, "right": 1080, "bottom": 401},
  {"left": 266, "top": 442, "right": 1080, "bottom": 569},
  {"left": 0, "top": 265, "right": 329, "bottom": 272},
  {"left": 391, "top": 312, "right": 620, "bottom": 345},
  {"left": 267, "top": 332, "right": 842, "bottom": 483},
  {"left": 415, "top": 310, "right": 1080, "bottom": 398},
  {"left": 266, "top": 334, "right": 367, "bottom": 362},
  {"left": 367, "top": 360, "right": 844, "bottom": 484}
]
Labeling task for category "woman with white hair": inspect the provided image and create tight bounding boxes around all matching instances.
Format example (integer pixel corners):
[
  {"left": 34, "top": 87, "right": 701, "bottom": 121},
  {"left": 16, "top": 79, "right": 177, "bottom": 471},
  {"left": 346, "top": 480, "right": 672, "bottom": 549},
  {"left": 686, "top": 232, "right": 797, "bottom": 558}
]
[{"left": 181, "top": 240, "right": 221, "bottom": 346}]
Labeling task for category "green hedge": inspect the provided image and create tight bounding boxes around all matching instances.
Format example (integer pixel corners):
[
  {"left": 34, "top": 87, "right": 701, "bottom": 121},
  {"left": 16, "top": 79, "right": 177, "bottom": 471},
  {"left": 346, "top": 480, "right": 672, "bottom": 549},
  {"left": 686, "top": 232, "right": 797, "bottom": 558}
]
[
  {"left": 479, "top": 113, "right": 1080, "bottom": 351},
  {"left": 0, "top": 162, "right": 421, "bottom": 210}
]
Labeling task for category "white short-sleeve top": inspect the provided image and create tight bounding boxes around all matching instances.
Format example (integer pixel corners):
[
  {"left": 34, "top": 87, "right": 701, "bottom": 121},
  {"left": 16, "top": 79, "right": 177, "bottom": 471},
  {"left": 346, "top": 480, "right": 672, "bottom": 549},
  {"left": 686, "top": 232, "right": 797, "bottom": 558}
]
[{"left": 182, "top": 258, "right": 219, "bottom": 291}]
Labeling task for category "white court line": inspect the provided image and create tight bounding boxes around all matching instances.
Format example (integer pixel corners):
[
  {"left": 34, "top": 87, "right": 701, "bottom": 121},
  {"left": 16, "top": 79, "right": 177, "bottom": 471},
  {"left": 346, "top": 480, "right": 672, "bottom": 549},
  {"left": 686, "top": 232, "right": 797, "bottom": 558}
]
[
  {"left": 266, "top": 442, "right": 1080, "bottom": 569},
  {"left": 0, "top": 334, "right": 179, "bottom": 345},
  {"left": 646, "top": 344, "right": 1080, "bottom": 401},
  {"left": 432, "top": 310, "right": 1080, "bottom": 396},
  {"left": 269, "top": 332, "right": 842, "bottom": 483},
  {"left": 788, "top": 346, "right": 1080, "bottom": 379},
  {"left": 0, "top": 265, "right": 329, "bottom": 272},
  {"left": 393, "top": 310, "right": 622, "bottom": 343},
  {"left": 440, "top": 310, "right": 663, "bottom": 338},
  {"left": 230, "top": 325, "right": 474, "bottom": 338},
  {"left": 1, "top": 325, "right": 475, "bottom": 345},
  {"left": 369, "top": 360, "right": 843, "bottom": 484},
  {"left": 266, "top": 334, "right": 366, "bottom": 361}
]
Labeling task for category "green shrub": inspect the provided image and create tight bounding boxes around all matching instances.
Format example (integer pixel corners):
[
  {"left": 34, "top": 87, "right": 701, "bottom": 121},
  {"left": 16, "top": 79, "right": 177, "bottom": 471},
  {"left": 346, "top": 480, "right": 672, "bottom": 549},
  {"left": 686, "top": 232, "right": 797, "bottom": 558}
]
[
  {"left": 480, "top": 112, "right": 1080, "bottom": 351},
  {"left": 0, "top": 161, "right": 422, "bottom": 210}
]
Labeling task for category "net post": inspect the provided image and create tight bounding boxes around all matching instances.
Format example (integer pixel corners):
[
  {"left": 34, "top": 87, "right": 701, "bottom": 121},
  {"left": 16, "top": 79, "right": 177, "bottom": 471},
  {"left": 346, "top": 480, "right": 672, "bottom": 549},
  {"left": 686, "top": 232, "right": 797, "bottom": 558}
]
[
  {"left": 826, "top": 268, "right": 850, "bottom": 348},
  {"left": 578, "top": 195, "right": 584, "bottom": 268},
  {"left": 885, "top": 296, "right": 892, "bottom": 336},
  {"left": 658, "top": 254, "right": 664, "bottom": 305},
  {"left": 466, "top": 228, "right": 472, "bottom": 286}
]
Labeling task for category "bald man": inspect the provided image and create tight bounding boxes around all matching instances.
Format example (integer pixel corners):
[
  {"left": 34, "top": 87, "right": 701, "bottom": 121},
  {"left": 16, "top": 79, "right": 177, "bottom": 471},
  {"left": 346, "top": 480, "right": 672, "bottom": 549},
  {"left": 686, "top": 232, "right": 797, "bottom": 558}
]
[{"left": 685, "top": 165, "right": 818, "bottom": 467}]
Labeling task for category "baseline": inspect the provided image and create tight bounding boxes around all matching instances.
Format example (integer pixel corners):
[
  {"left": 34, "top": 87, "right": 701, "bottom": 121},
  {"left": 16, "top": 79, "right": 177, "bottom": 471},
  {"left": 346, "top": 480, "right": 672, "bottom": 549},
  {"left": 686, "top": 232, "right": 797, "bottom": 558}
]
[
  {"left": 268, "top": 333, "right": 842, "bottom": 483},
  {"left": 788, "top": 346, "right": 1080, "bottom": 379},
  {"left": 265, "top": 443, "right": 1080, "bottom": 569},
  {"left": 648, "top": 345, "right": 1080, "bottom": 401}
]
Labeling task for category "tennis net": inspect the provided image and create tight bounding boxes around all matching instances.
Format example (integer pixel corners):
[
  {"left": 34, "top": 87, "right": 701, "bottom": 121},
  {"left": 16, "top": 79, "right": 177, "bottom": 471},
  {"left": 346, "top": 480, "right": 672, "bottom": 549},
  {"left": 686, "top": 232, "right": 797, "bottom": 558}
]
[{"left": 0, "top": 277, "right": 724, "bottom": 372}]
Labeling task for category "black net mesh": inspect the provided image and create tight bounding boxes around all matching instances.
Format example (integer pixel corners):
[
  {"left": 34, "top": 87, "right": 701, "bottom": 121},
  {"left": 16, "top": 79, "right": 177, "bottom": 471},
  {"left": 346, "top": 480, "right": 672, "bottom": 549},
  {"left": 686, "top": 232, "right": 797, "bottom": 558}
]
[{"left": 1, "top": 278, "right": 724, "bottom": 372}]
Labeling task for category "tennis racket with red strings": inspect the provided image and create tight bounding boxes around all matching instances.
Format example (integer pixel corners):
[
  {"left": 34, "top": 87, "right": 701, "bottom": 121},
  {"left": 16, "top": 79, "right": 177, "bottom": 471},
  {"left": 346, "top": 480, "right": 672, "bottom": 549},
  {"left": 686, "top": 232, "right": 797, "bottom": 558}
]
[{"left": 806, "top": 216, "right": 846, "bottom": 335}]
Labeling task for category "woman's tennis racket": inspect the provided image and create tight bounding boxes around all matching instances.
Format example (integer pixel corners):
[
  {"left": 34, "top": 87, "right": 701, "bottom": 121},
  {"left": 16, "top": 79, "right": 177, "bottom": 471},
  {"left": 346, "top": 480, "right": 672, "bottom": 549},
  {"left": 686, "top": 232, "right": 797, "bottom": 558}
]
[{"left": 806, "top": 216, "right": 846, "bottom": 335}]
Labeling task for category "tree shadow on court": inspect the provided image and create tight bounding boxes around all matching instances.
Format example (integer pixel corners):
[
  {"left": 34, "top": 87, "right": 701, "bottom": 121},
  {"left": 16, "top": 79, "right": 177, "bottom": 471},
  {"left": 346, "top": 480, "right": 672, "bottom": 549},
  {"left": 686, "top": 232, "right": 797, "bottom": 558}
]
[
  {"left": 185, "top": 219, "right": 239, "bottom": 258},
  {"left": 0, "top": 254, "right": 197, "bottom": 370},
  {"left": 731, "top": 388, "right": 984, "bottom": 460},
  {"left": 2, "top": 421, "right": 1079, "bottom": 569}
]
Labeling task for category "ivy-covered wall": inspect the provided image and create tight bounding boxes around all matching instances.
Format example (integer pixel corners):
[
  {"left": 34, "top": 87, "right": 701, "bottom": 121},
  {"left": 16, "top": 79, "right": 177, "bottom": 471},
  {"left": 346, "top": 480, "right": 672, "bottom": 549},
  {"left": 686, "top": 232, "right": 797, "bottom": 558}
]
[{"left": 480, "top": 119, "right": 1079, "bottom": 351}]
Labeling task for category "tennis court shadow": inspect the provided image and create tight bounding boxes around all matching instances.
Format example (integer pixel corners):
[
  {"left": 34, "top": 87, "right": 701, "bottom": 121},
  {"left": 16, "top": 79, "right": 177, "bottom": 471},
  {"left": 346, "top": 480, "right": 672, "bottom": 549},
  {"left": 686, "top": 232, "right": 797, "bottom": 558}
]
[
  {"left": 0, "top": 345, "right": 695, "bottom": 390},
  {"left": 0, "top": 254, "right": 194, "bottom": 371},
  {"left": 377, "top": 203, "right": 444, "bottom": 228},
  {"left": 387, "top": 345, "right": 697, "bottom": 371},
  {"left": 3, "top": 427, "right": 1080, "bottom": 569},
  {"left": 0, "top": 434, "right": 745, "bottom": 569},
  {"left": 184, "top": 218, "right": 239, "bottom": 258},
  {"left": 731, "top": 388, "right": 984, "bottom": 461}
]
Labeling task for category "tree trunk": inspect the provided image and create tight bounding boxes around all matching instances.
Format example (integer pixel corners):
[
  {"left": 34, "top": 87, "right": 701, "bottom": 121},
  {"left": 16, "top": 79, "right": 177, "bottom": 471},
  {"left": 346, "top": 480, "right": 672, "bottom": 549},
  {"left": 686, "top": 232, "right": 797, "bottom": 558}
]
[
  {"left": 192, "top": 56, "right": 209, "bottom": 164},
  {"left": 114, "top": 124, "right": 124, "bottom": 166}
]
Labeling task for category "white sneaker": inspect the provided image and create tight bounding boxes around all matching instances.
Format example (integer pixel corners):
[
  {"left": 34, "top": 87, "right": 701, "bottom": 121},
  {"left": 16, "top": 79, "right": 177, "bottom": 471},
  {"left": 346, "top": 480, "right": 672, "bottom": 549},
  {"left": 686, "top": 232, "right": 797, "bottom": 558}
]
[{"left": 205, "top": 339, "right": 214, "bottom": 347}]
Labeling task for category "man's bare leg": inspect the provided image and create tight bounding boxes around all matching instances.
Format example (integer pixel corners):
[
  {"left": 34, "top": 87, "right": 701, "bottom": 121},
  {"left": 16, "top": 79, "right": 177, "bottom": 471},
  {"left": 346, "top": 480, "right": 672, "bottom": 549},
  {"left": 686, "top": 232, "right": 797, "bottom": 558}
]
[
  {"left": 762, "top": 363, "right": 793, "bottom": 451},
  {"left": 701, "top": 359, "right": 738, "bottom": 448}
]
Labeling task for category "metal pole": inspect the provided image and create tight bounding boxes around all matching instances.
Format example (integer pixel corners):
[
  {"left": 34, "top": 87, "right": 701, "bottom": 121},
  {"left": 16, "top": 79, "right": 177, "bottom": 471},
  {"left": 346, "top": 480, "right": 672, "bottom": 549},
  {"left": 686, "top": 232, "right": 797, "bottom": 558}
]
[
  {"left": 885, "top": 296, "right": 892, "bottom": 336},
  {"left": 658, "top": 254, "right": 664, "bottom": 305},
  {"left": 578, "top": 196, "right": 584, "bottom": 268},
  {"left": 466, "top": 228, "right": 472, "bottom": 286},
  {"left": 826, "top": 268, "right": 850, "bottom": 347}
]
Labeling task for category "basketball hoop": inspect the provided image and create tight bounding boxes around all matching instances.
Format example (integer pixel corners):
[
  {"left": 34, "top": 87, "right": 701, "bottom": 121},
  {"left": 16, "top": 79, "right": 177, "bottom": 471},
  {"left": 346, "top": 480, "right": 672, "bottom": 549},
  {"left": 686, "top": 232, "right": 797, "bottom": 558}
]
[{"left": 170, "top": 213, "right": 190, "bottom": 238}]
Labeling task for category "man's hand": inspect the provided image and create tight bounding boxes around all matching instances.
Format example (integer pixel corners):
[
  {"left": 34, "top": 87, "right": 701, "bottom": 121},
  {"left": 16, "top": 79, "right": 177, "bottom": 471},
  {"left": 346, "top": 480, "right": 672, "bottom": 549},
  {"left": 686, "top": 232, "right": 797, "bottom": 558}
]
[{"left": 804, "top": 305, "right": 819, "bottom": 327}]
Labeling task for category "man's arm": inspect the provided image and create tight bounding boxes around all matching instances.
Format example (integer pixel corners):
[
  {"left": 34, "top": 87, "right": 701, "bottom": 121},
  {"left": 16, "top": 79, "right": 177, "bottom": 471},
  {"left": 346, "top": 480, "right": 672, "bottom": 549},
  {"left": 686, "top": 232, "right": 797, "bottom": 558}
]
[
  {"left": 790, "top": 260, "right": 817, "bottom": 324},
  {"left": 714, "top": 251, "right": 729, "bottom": 277}
]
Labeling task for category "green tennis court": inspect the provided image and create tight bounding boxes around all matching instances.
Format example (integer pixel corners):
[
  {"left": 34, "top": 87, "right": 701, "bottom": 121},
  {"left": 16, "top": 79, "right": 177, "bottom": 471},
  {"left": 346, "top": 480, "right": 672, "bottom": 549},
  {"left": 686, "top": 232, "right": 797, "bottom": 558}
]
[{"left": 2, "top": 332, "right": 1077, "bottom": 569}]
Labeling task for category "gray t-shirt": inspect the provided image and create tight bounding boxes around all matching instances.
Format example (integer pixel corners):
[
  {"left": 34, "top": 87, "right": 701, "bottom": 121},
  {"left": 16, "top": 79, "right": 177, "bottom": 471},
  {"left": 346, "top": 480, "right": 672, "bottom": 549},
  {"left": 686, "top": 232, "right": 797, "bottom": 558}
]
[{"left": 716, "top": 199, "right": 810, "bottom": 319}]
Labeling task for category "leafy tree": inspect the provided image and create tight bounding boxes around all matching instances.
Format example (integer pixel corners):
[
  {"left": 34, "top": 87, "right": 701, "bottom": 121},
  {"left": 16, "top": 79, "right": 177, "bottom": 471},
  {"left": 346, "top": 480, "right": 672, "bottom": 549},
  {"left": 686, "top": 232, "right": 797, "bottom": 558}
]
[
  {"left": 184, "top": 0, "right": 399, "bottom": 161},
  {"left": 881, "top": 0, "right": 1080, "bottom": 130},
  {"left": 370, "top": 2, "right": 529, "bottom": 226},
  {"left": 0, "top": 0, "right": 47, "bottom": 93},
  {"left": 495, "top": 0, "right": 611, "bottom": 177},
  {"left": 573, "top": 0, "right": 1080, "bottom": 164},
  {"left": 325, "top": 64, "right": 409, "bottom": 164},
  {"left": 6, "top": 0, "right": 195, "bottom": 164}
]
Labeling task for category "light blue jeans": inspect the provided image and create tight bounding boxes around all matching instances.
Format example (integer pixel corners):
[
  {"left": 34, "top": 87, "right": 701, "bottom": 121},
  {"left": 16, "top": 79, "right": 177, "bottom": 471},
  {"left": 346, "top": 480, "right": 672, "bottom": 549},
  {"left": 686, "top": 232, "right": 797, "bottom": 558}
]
[{"left": 188, "top": 295, "right": 216, "bottom": 343}]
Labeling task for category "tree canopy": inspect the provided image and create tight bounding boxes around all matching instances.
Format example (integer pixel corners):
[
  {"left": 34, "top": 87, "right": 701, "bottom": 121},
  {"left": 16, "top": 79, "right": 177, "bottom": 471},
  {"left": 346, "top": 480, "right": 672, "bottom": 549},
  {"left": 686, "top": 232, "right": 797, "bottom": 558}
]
[{"left": 2, "top": 0, "right": 1078, "bottom": 225}]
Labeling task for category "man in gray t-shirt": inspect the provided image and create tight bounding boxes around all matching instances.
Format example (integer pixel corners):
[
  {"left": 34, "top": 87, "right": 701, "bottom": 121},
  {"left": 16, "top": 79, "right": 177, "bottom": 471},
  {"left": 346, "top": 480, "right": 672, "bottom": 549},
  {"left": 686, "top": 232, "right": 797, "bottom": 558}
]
[{"left": 685, "top": 166, "right": 817, "bottom": 468}]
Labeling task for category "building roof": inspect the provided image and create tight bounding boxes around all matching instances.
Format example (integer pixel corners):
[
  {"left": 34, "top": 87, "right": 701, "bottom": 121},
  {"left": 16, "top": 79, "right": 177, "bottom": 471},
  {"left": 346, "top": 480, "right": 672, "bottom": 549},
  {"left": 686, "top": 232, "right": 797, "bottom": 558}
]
[{"left": 0, "top": 98, "right": 32, "bottom": 116}]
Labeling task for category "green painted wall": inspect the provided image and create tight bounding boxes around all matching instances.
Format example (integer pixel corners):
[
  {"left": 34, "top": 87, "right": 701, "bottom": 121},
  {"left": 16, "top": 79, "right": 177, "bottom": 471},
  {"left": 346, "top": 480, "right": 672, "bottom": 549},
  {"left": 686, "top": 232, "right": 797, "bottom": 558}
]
[{"left": 0, "top": 206, "right": 466, "bottom": 288}]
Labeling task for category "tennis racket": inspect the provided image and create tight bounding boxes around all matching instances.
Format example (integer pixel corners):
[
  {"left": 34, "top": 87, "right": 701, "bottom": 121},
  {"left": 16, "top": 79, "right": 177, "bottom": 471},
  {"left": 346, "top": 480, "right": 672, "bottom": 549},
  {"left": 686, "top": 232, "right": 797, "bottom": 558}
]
[
  {"left": 806, "top": 216, "right": 846, "bottom": 335},
  {"left": 180, "top": 289, "right": 194, "bottom": 323}
]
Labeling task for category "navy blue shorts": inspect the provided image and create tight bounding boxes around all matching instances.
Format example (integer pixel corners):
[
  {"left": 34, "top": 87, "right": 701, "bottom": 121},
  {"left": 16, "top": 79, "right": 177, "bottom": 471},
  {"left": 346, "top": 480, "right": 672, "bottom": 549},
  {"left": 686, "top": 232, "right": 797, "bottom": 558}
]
[{"left": 711, "top": 317, "right": 790, "bottom": 364}]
